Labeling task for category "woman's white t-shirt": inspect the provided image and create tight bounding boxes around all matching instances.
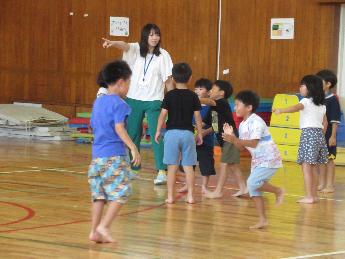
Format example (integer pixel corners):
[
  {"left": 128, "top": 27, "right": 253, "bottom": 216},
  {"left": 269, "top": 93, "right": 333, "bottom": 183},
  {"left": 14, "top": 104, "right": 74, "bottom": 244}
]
[
  {"left": 123, "top": 43, "right": 173, "bottom": 101},
  {"left": 299, "top": 98, "right": 326, "bottom": 129}
]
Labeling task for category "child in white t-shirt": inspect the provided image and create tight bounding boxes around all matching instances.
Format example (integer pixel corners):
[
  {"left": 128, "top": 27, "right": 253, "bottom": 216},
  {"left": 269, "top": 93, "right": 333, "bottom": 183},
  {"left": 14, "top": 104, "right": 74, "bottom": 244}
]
[
  {"left": 273, "top": 75, "right": 328, "bottom": 204},
  {"left": 223, "top": 90, "right": 284, "bottom": 229}
]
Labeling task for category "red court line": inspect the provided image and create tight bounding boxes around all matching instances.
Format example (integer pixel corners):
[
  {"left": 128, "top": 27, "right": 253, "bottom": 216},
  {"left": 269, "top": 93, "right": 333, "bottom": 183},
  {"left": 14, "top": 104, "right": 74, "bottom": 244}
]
[
  {"left": 0, "top": 201, "right": 35, "bottom": 227},
  {"left": 0, "top": 193, "right": 186, "bottom": 234}
]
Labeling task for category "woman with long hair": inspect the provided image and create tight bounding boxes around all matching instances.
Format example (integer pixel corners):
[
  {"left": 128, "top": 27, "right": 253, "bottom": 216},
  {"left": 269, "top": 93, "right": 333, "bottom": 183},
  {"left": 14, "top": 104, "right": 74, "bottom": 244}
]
[{"left": 102, "top": 23, "right": 174, "bottom": 185}]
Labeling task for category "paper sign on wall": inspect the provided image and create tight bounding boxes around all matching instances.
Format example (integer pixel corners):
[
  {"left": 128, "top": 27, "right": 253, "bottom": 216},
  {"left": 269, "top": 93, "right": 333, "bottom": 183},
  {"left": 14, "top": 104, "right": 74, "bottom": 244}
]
[
  {"left": 271, "top": 18, "right": 294, "bottom": 40},
  {"left": 110, "top": 17, "right": 129, "bottom": 36}
]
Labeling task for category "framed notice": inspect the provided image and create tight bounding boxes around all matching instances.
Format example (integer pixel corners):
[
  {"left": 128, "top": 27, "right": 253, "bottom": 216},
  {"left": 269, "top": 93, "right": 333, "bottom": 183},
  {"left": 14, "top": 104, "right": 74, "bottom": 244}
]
[
  {"left": 110, "top": 17, "right": 129, "bottom": 36},
  {"left": 271, "top": 18, "right": 294, "bottom": 40}
]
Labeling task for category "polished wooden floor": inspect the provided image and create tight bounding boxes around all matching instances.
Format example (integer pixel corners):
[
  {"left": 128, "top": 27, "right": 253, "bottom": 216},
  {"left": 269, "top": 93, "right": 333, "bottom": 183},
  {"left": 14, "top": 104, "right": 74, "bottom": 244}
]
[{"left": 0, "top": 138, "right": 345, "bottom": 259}]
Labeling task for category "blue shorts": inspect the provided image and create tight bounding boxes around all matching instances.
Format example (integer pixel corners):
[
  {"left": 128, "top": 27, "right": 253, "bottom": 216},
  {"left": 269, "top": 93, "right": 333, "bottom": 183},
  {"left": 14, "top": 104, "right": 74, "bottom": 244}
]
[
  {"left": 163, "top": 129, "right": 197, "bottom": 166},
  {"left": 88, "top": 156, "right": 132, "bottom": 203},
  {"left": 247, "top": 167, "right": 278, "bottom": 197}
]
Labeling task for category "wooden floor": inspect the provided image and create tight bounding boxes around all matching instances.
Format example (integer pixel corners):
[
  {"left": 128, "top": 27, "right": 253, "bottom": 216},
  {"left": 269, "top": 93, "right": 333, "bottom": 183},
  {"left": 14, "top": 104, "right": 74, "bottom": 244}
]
[{"left": 1, "top": 138, "right": 345, "bottom": 259}]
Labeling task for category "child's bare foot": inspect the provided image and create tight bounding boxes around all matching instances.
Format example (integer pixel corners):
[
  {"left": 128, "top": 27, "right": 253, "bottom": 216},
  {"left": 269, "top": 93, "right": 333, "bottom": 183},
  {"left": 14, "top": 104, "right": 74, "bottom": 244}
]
[
  {"left": 89, "top": 231, "right": 103, "bottom": 243},
  {"left": 317, "top": 184, "right": 325, "bottom": 191},
  {"left": 201, "top": 186, "right": 208, "bottom": 194},
  {"left": 320, "top": 187, "right": 335, "bottom": 193},
  {"left": 249, "top": 220, "right": 268, "bottom": 229},
  {"left": 177, "top": 185, "right": 188, "bottom": 193},
  {"left": 297, "top": 197, "right": 315, "bottom": 204},
  {"left": 275, "top": 188, "right": 285, "bottom": 206},
  {"left": 232, "top": 189, "right": 248, "bottom": 197},
  {"left": 96, "top": 226, "right": 116, "bottom": 243},
  {"left": 204, "top": 190, "right": 223, "bottom": 199},
  {"left": 186, "top": 195, "right": 195, "bottom": 204},
  {"left": 165, "top": 198, "right": 175, "bottom": 204}
]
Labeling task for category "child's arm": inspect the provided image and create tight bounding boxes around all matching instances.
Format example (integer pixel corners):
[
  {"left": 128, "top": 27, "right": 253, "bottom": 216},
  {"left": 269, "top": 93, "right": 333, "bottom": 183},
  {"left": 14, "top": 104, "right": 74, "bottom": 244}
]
[
  {"left": 102, "top": 38, "right": 130, "bottom": 51},
  {"left": 329, "top": 122, "right": 338, "bottom": 146},
  {"left": 199, "top": 97, "right": 217, "bottom": 107},
  {"left": 202, "top": 126, "right": 213, "bottom": 137},
  {"left": 222, "top": 123, "right": 258, "bottom": 149},
  {"left": 115, "top": 123, "right": 141, "bottom": 166},
  {"left": 194, "top": 111, "right": 203, "bottom": 145},
  {"left": 165, "top": 76, "right": 175, "bottom": 92},
  {"left": 272, "top": 103, "right": 304, "bottom": 114},
  {"left": 322, "top": 114, "right": 328, "bottom": 135},
  {"left": 222, "top": 132, "right": 259, "bottom": 149},
  {"left": 155, "top": 109, "right": 168, "bottom": 143}
]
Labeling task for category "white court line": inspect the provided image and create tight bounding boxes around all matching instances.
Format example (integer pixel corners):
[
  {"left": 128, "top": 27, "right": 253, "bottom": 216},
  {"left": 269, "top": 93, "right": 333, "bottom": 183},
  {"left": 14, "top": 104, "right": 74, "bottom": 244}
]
[
  {"left": 1, "top": 169, "right": 343, "bottom": 202},
  {"left": 280, "top": 250, "right": 345, "bottom": 259},
  {"left": 0, "top": 169, "right": 41, "bottom": 174}
]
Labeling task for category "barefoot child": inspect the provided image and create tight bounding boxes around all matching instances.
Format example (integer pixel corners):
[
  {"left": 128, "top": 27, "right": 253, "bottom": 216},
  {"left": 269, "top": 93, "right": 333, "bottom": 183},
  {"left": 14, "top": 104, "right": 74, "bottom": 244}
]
[
  {"left": 88, "top": 60, "right": 141, "bottom": 243},
  {"left": 273, "top": 75, "right": 328, "bottom": 204},
  {"left": 155, "top": 63, "right": 203, "bottom": 204},
  {"left": 223, "top": 90, "right": 284, "bottom": 229},
  {"left": 316, "top": 70, "right": 341, "bottom": 193},
  {"left": 200, "top": 80, "right": 247, "bottom": 198}
]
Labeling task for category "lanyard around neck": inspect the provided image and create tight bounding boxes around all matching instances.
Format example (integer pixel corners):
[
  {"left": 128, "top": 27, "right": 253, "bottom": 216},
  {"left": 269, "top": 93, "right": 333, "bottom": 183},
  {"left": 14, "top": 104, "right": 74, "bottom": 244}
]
[{"left": 143, "top": 54, "right": 154, "bottom": 82}]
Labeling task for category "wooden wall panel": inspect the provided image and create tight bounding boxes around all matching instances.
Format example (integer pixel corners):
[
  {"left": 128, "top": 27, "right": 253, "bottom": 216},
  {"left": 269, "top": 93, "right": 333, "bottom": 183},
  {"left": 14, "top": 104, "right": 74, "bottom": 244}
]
[
  {"left": 103, "top": 0, "right": 219, "bottom": 89},
  {"left": 0, "top": 0, "right": 218, "bottom": 116},
  {"left": 219, "top": 0, "right": 340, "bottom": 98},
  {"left": 0, "top": 0, "right": 340, "bottom": 116}
]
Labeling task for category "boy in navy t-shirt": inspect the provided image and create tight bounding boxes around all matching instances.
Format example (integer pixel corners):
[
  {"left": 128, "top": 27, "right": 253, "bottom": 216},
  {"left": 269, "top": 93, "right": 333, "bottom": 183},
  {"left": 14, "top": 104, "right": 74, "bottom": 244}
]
[
  {"left": 88, "top": 60, "right": 140, "bottom": 243},
  {"left": 316, "top": 69, "right": 342, "bottom": 193}
]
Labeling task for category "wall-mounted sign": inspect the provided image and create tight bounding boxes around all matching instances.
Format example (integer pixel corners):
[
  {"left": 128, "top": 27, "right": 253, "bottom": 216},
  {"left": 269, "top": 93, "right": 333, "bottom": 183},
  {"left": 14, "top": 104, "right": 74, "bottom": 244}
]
[
  {"left": 271, "top": 18, "right": 294, "bottom": 40},
  {"left": 110, "top": 17, "right": 129, "bottom": 36}
]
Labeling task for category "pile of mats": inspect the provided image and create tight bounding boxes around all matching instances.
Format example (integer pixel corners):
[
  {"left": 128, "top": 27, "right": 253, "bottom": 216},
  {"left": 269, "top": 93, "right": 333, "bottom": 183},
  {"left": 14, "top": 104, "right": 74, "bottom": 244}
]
[
  {"left": 0, "top": 103, "right": 74, "bottom": 141},
  {"left": 69, "top": 112, "right": 92, "bottom": 143}
]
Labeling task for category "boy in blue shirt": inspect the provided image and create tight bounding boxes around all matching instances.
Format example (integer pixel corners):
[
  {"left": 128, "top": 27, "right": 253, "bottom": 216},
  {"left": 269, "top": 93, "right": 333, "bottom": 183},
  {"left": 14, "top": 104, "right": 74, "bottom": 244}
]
[
  {"left": 178, "top": 78, "right": 216, "bottom": 194},
  {"left": 88, "top": 60, "right": 140, "bottom": 243}
]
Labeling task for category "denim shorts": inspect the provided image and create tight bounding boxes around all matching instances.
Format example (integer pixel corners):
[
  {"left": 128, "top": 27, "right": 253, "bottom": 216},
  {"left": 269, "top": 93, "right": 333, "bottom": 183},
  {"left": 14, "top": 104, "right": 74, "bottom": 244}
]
[
  {"left": 163, "top": 129, "right": 197, "bottom": 166},
  {"left": 88, "top": 156, "right": 132, "bottom": 203},
  {"left": 247, "top": 167, "right": 278, "bottom": 197}
]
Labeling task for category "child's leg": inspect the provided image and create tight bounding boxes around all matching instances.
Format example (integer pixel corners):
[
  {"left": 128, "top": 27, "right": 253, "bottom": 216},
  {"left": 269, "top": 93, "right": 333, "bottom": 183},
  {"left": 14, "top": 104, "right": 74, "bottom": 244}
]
[
  {"left": 298, "top": 163, "right": 316, "bottom": 203},
  {"left": 183, "top": 165, "right": 195, "bottom": 203},
  {"left": 205, "top": 162, "right": 228, "bottom": 198},
  {"left": 322, "top": 160, "right": 335, "bottom": 193},
  {"left": 318, "top": 163, "right": 327, "bottom": 191},
  {"left": 250, "top": 196, "right": 269, "bottom": 229},
  {"left": 202, "top": 176, "right": 209, "bottom": 193},
  {"left": 177, "top": 165, "right": 192, "bottom": 193},
  {"left": 229, "top": 164, "right": 248, "bottom": 197},
  {"left": 312, "top": 165, "right": 319, "bottom": 201},
  {"left": 258, "top": 182, "right": 285, "bottom": 206},
  {"left": 96, "top": 201, "right": 123, "bottom": 243},
  {"left": 166, "top": 165, "right": 178, "bottom": 203},
  {"left": 89, "top": 200, "right": 105, "bottom": 242}
]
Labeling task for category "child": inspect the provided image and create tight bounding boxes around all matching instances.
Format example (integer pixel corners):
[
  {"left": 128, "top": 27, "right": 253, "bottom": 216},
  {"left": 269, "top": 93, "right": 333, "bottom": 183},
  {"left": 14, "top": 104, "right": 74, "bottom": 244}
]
[
  {"left": 178, "top": 78, "right": 216, "bottom": 194},
  {"left": 200, "top": 80, "right": 247, "bottom": 198},
  {"left": 316, "top": 69, "right": 341, "bottom": 193},
  {"left": 222, "top": 90, "right": 284, "bottom": 229},
  {"left": 155, "top": 63, "right": 203, "bottom": 204},
  {"left": 273, "top": 75, "right": 328, "bottom": 204},
  {"left": 96, "top": 72, "right": 109, "bottom": 98},
  {"left": 88, "top": 60, "right": 141, "bottom": 243}
]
